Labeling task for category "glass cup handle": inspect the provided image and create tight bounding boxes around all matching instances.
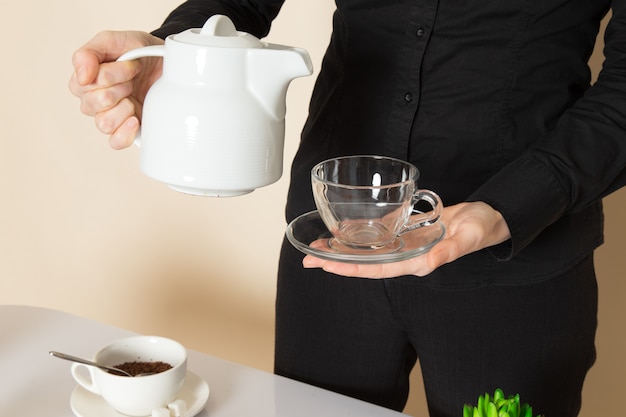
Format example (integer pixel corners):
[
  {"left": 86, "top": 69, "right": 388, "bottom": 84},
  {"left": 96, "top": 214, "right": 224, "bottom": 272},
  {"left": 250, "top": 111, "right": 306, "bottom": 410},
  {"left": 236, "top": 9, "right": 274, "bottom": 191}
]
[{"left": 401, "top": 189, "right": 443, "bottom": 234}]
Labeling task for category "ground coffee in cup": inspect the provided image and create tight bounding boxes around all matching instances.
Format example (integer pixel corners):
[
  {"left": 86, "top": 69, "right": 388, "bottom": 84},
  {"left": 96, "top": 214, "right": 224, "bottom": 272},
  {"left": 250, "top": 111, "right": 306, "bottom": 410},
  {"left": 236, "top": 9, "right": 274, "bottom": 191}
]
[{"left": 112, "top": 361, "right": 173, "bottom": 376}]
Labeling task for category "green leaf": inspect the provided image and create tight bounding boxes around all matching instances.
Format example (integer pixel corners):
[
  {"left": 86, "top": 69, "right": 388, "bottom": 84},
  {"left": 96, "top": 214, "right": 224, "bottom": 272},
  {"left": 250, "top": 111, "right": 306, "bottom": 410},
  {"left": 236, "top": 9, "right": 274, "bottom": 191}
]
[
  {"left": 493, "top": 388, "right": 504, "bottom": 403},
  {"left": 495, "top": 398, "right": 508, "bottom": 410},
  {"left": 478, "top": 394, "right": 485, "bottom": 417}
]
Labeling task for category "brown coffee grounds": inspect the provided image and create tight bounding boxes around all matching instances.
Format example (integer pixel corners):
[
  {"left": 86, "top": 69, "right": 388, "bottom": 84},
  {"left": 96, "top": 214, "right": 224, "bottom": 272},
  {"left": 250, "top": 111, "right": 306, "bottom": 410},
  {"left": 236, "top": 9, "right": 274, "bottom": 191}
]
[{"left": 112, "top": 361, "right": 173, "bottom": 376}]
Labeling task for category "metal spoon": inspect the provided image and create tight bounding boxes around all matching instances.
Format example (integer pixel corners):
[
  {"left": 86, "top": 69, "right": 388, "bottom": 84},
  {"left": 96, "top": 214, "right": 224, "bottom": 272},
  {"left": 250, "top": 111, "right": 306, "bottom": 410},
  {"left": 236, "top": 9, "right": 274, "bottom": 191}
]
[{"left": 49, "top": 351, "right": 140, "bottom": 377}]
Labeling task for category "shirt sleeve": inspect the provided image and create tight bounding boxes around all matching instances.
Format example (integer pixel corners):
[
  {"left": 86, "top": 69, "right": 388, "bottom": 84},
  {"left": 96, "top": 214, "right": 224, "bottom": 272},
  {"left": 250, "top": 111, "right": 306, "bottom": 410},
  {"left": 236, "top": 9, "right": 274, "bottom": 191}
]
[
  {"left": 150, "top": 0, "right": 286, "bottom": 39},
  {"left": 468, "top": 4, "right": 626, "bottom": 260}
]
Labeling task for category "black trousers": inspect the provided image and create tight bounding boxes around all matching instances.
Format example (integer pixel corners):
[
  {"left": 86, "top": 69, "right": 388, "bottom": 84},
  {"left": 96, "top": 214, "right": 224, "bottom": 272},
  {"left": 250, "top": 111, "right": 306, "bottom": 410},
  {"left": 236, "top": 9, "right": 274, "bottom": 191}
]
[{"left": 275, "top": 239, "right": 598, "bottom": 417}]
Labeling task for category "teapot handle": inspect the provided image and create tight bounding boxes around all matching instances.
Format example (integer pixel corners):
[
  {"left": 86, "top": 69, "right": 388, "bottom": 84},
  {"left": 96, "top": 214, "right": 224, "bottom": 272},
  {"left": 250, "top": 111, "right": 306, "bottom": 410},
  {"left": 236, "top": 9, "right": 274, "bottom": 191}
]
[
  {"left": 116, "top": 45, "right": 166, "bottom": 147},
  {"left": 117, "top": 45, "right": 165, "bottom": 62}
]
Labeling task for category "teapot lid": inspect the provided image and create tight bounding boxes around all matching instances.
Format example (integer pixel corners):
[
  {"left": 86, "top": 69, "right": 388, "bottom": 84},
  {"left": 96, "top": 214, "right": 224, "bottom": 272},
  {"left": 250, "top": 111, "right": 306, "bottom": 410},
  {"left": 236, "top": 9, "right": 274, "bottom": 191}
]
[{"left": 172, "top": 15, "right": 264, "bottom": 48}]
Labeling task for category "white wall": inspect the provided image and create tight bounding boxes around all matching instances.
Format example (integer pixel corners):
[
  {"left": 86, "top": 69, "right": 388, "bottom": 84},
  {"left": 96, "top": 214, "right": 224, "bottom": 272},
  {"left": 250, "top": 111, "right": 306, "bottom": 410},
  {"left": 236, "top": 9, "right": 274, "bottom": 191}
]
[{"left": 0, "top": 2, "right": 623, "bottom": 416}]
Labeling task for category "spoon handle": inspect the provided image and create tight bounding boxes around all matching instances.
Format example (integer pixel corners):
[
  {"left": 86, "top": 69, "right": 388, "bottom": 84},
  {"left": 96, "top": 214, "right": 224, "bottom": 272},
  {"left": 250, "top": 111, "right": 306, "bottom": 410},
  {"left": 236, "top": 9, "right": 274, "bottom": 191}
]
[{"left": 49, "top": 351, "right": 131, "bottom": 376}]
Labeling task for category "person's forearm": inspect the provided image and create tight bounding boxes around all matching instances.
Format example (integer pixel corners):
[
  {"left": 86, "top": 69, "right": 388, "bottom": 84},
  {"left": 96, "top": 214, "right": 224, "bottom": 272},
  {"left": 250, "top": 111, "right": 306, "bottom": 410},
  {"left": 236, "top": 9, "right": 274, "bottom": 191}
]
[
  {"left": 468, "top": 6, "right": 626, "bottom": 258},
  {"left": 151, "top": 0, "right": 285, "bottom": 39}
]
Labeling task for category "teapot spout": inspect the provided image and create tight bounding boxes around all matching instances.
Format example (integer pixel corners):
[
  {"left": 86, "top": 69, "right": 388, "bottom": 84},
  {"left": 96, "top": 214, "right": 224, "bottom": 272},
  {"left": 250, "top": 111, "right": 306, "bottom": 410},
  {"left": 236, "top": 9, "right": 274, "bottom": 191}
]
[{"left": 247, "top": 45, "right": 313, "bottom": 120}]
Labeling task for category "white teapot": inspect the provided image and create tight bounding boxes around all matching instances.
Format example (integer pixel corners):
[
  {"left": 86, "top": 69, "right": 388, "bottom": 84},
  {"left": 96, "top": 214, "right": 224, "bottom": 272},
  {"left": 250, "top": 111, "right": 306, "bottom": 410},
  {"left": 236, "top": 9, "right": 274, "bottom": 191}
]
[{"left": 118, "top": 15, "right": 313, "bottom": 196}]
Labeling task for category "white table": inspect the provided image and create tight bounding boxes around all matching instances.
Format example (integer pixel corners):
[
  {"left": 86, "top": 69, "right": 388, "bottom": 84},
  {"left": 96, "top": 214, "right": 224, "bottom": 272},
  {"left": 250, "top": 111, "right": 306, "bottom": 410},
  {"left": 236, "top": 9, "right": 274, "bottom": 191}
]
[{"left": 0, "top": 305, "right": 409, "bottom": 417}]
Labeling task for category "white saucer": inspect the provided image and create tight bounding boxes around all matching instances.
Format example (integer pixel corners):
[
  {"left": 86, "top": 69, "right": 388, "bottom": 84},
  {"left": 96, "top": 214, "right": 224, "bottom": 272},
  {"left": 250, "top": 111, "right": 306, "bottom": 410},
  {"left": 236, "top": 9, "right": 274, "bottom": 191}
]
[
  {"left": 286, "top": 210, "right": 446, "bottom": 264},
  {"left": 70, "top": 371, "right": 209, "bottom": 417}
]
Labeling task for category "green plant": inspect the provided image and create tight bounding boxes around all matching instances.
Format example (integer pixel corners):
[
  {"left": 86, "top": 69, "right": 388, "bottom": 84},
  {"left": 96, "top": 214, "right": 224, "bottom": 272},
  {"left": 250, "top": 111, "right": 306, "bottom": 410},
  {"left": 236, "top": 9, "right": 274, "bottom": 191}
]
[{"left": 463, "top": 388, "right": 543, "bottom": 417}]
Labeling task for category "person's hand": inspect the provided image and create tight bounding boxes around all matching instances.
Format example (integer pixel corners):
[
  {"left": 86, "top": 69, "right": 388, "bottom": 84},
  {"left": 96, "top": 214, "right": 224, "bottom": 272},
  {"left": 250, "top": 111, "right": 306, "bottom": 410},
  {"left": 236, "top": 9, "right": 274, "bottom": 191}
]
[
  {"left": 69, "top": 31, "right": 165, "bottom": 149},
  {"left": 302, "top": 201, "right": 511, "bottom": 278}
]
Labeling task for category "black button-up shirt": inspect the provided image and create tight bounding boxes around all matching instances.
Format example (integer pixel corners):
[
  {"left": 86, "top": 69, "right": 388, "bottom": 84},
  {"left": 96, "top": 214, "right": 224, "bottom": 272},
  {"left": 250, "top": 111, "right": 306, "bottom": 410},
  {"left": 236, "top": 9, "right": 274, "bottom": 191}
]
[{"left": 153, "top": 0, "right": 626, "bottom": 286}]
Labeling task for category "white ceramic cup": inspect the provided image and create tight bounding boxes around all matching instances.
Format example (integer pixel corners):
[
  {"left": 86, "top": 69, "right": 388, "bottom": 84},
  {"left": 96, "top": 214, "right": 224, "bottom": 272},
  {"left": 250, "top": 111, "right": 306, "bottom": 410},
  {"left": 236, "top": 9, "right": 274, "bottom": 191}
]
[
  {"left": 70, "top": 336, "right": 187, "bottom": 416},
  {"left": 311, "top": 155, "right": 443, "bottom": 251}
]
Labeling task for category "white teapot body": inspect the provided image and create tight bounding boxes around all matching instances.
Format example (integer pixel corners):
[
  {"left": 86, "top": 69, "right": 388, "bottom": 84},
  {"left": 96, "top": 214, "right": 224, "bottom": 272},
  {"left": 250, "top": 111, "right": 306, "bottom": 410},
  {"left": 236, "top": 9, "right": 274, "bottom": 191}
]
[{"left": 119, "top": 15, "right": 313, "bottom": 196}]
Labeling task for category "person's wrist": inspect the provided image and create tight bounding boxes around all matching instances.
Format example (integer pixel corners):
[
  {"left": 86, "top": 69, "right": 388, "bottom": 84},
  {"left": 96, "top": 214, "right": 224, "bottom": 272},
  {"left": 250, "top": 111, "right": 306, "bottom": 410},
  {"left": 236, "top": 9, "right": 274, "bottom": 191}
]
[
  {"left": 469, "top": 201, "right": 511, "bottom": 246},
  {"left": 491, "top": 206, "right": 511, "bottom": 245}
]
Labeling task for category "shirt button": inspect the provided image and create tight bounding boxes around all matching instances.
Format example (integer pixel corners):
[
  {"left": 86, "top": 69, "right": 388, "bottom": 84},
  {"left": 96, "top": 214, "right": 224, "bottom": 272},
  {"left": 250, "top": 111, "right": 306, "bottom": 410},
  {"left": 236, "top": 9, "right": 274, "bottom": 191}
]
[
  {"left": 416, "top": 27, "right": 425, "bottom": 37},
  {"left": 404, "top": 92, "right": 413, "bottom": 102}
]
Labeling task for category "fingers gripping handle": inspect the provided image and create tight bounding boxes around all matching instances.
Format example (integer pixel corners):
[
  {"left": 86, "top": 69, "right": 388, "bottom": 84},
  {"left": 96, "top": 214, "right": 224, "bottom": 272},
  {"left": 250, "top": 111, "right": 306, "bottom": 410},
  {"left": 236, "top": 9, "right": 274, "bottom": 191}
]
[{"left": 116, "top": 45, "right": 166, "bottom": 147}]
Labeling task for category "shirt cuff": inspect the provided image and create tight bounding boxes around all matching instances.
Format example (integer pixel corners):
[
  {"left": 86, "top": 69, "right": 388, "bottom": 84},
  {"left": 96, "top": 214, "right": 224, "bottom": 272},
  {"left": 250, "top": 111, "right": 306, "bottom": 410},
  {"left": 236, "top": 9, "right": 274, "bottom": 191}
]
[{"left": 467, "top": 155, "right": 569, "bottom": 260}]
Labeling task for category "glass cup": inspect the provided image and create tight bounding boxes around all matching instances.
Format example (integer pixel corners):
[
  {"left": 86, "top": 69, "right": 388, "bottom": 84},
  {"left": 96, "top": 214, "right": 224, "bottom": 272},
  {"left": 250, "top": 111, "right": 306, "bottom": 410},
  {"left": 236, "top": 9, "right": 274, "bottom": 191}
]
[{"left": 311, "top": 155, "right": 443, "bottom": 252}]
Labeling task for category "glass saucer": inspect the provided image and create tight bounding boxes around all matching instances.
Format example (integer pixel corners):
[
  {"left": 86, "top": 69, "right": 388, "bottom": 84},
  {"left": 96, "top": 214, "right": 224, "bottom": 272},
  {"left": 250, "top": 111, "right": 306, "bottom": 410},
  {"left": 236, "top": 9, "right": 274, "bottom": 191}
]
[{"left": 286, "top": 210, "right": 446, "bottom": 264}]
